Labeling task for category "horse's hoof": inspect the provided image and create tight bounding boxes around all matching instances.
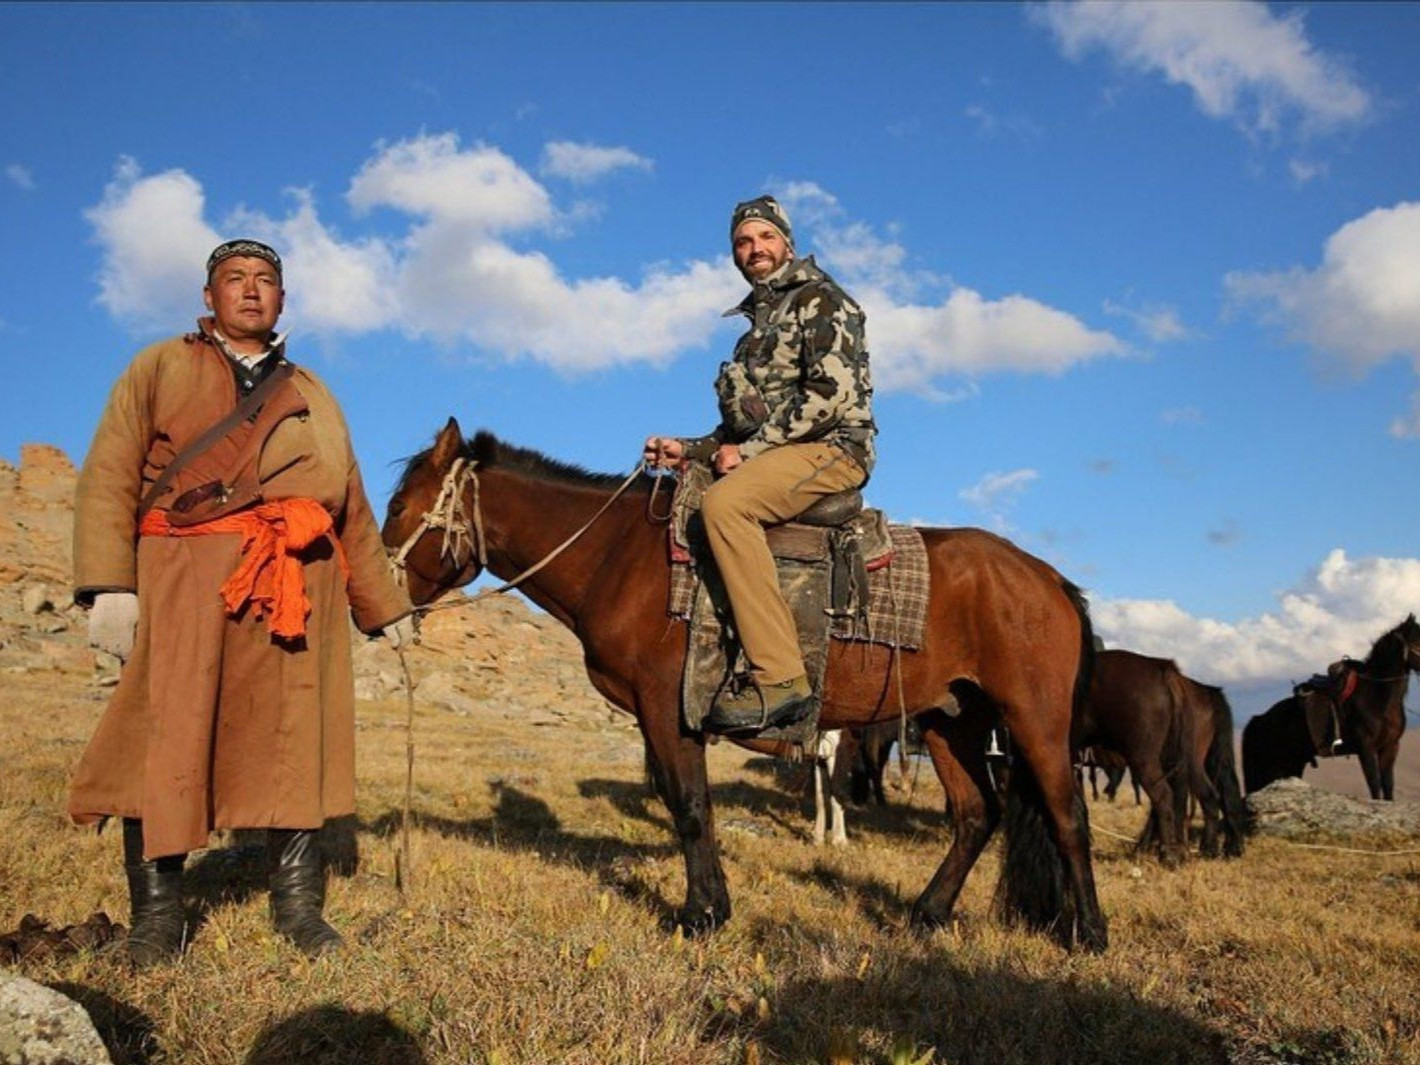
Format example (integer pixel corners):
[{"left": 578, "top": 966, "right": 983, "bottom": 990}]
[
  {"left": 672, "top": 905, "right": 727, "bottom": 937},
  {"left": 1077, "top": 923, "right": 1109, "bottom": 954},
  {"left": 908, "top": 906, "right": 953, "bottom": 935}
]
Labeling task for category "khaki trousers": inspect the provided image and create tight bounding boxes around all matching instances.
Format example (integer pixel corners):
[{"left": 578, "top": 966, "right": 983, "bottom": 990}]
[{"left": 701, "top": 442, "right": 866, "bottom": 685}]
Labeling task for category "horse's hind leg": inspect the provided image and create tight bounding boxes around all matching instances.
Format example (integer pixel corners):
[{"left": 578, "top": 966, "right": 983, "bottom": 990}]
[
  {"left": 909, "top": 708, "right": 1000, "bottom": 930},
  {"left": 1002, "top": 708, "right": 1108, "bottom": 952},
  {"left": 637, "top": 698, "right": 731, "bottom": 933}
]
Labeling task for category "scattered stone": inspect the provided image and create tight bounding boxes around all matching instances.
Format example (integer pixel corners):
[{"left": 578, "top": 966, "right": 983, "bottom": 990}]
[
  {"left": 0, "top": 969, "right": 113, "bottom": 1065},
  {"left": 21, "top": 584, "right": 52, "bottom": 615},
  {"left": 1246, "top": 777, "right": 1420, "bottom": 842}
]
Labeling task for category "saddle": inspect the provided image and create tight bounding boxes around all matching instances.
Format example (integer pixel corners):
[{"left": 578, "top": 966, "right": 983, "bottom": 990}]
[
  {"left": 670, "top": 463, "right": 894, "bottom": 622},
  {"left": 1293, "top": 660, "right": 1358, "bottom": 754},
  {"left": 667, "top": 463, "right": 902, "bottom": 745}
]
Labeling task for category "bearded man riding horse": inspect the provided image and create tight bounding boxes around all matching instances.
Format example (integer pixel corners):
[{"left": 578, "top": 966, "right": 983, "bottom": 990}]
[{"left": 384, "top": 195, "right": 1107, "bottom": 949}]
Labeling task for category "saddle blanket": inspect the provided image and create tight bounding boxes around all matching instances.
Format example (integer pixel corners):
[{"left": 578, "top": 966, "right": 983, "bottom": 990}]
[{"left": 668, "top": 523, "right": 929, "bottom": 651}]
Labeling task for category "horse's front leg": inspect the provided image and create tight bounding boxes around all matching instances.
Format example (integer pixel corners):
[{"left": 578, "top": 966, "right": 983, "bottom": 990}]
[
  {"left": 637, "top": 696, "right": 731, "bottom": 933},
  {"left": 1355, "top": 742, "right": 1385, "bottom": 801},
  {"left": 909, "top": 709, "right": 1000, "bottom": 930}
]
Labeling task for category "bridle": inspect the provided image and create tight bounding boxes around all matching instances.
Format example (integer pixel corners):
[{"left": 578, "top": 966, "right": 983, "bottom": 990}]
[
  {"left": 388, "top": 456, "right": 482, "bottom": 587},
  {"left": 387, "top": 455, "right": 648, "bottom": 615}
]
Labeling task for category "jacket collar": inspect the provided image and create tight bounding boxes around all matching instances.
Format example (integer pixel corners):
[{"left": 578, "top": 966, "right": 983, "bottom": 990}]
[
  {"left": 195, "top": 316, "right": 288, "bottom": 363},
  {"left": 722, "top": 255, "right": 827, "bottom": 318}
]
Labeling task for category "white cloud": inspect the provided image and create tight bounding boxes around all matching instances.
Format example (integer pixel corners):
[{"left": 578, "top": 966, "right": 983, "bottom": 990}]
[
  {"left": 540, "top": 141, "right": 653, "bottom": 183},
  {"left": 1103, "top": 298, "right": 1190, "bottom": 342},
  {"left": 1093, "top": 548, "right": 1420, "bottom": 688},
  {"left": 1224, "top": 202, "right": 1419, "bottom": 372},
  {"left": 959, "top": 468, "right": 1039, "bottom": 531},
  {"left": 1389, "top": 392, "right": 1418, "bottom": 440},
  {"left": 1160, "top": 406, "right": 1203, "bottom": 425},
  {"left": 86, "top": 137, "right": 739, "bottom": 371},
  {"left": 347, "top": 133, "right": 552, "bottom": 231},
  {"left": 778, "top": 181, "right": 1126, "bottom": 393},
  {"left": 5, "top": 164, "right": 34, "bottom": 191},
  {"left": 1033, "top": 0, "right": 1371, "bottom": 138},
  {"left": 85, "top": 157, "right": 221, "bottom": 330},
  {"left": 1288, "top": 158, "right": 1327, "bottom": 185}
]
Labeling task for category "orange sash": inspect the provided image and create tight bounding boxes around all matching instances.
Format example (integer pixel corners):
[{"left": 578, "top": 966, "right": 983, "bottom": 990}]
[{"left": 139, "top": 498, "right": 350, "bottom": 639}]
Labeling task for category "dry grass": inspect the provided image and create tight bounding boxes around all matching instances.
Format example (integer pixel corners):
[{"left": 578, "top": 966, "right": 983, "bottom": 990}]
[{"left": 1, "top": 665, "right": 1416, "bottom": 1065}]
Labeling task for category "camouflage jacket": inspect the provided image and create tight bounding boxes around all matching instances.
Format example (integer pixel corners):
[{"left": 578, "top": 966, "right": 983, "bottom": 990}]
[{"left": 683, "top": 256, "right": 877, "bottom": 475}]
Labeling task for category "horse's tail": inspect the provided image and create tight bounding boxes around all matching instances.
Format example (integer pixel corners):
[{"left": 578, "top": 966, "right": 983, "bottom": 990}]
[
  {"left": 1206, "top": 689, "right": 1249, "bottom": 849},
  {"left": 994, "top": 753, "right": 1087, "bottom": 948},
  {"left": 1065, "top": 579, "right": 1096, "bottom": 733},
  {"left": 994, "top": 578, "right": 1097, "bottom": 949}
]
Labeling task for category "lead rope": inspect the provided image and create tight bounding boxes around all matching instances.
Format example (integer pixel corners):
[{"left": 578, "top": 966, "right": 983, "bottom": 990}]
[
  {"left": 387, "top": 457, "right": 647, "bottom": 896},
  {"left": 395, "top": 644, "right": 416, "bottom": 896},
  {"left": 416, "top": 460, "right": 647, "bottom": 615}
]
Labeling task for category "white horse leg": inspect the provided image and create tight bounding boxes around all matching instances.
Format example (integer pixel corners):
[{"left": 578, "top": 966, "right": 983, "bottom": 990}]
[{"left": 813, "top": 731, "right": 847, "bottom": 847}]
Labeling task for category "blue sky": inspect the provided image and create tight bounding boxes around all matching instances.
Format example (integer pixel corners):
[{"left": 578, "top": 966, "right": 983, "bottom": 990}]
[{"left": 1, "top": 2, "right": 1416, "bottom": 717}]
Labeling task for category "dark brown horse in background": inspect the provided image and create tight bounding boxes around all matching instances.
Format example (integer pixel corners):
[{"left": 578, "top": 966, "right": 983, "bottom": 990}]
[
  {"left": 1330, "top": 615, "right": 1419, "bottom": 800},
  {"left": 1242, "top": 616, "right": 1419, "bottom": 800},
  {"left": 383, "top": 420, "right": 1108, "bottom": 950},
  {"left": 1178, "top": 679, "right": 1247, "bottom": 857},
  {"left": 1073, "top": 650, "right": 1194, "bottom": 866}
]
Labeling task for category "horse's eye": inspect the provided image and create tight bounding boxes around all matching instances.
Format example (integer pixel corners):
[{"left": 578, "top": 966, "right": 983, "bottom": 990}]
[{"left": 388, "top": 500, "right": 405, "bottom": 518}]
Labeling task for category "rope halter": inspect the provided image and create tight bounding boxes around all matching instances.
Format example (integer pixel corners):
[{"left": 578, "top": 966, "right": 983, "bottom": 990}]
[{"left": 388, "top": 457, "right": 483, "bottom": 587}]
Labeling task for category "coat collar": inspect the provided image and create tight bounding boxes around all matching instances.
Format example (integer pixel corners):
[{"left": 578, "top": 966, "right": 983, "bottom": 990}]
[{"left": 722, "top": 255, "right": 827, "bottom": 318}]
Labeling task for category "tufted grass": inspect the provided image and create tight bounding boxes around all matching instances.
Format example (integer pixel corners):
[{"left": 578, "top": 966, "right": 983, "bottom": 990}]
[{"left": 1, "top": 662, "right": 1416, "bottom": 1065}]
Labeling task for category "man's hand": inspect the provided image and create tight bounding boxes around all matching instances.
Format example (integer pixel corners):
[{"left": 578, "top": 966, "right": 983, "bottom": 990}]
[
  {"left": 713, "top": 444, "right": 743, "bottom": 475},
  {"left": 382, "top": 615, "right": 418, "bottom": 651},
  {"left": 89, "top": 592, "right": 139, "bottom": 661},
  {"left": 642, "top": 436, "right": 685, "bottom": 470}
]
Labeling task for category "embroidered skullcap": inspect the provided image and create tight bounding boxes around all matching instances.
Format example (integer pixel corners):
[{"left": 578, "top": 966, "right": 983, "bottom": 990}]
[
  {"left": 206, "top": 239, "right": 283, "bottom": 277},
  {"left": 730, "top": 196, "right": 792, "bottom": 245}
]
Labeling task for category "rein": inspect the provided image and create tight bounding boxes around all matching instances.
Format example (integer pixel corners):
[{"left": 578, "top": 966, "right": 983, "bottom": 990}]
[{"left": 392, "top": 458, "right": 648, "bottom": 617}]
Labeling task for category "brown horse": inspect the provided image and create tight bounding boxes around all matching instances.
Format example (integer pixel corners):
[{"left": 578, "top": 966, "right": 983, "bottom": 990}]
[
  {"left": 383, "top": 420, "right": 1107, "bottom": 950},
  {"left": 1073, "top": 650, "right": 1194, "bottom": 866},
  {"left": 1242, "top": 616, "right": 1419, "bottom": 800},
  {"left": 1180, "top": 679, "right": 1247, "bottom": 857},
  {"left": 1330, "top": 615, "right": 1419, "bottom": 800}
]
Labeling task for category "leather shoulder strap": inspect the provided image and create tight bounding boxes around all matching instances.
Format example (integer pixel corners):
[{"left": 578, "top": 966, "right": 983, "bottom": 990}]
[{"left": 137, "top": 361, "right": 296, "bottom": 519}]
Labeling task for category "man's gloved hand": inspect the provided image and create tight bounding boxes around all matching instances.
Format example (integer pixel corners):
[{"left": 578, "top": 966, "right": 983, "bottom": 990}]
[
  {"left": 89, "top": 592, "right": 139, "bottom": 661},
  {"left": 382, "top": 615, "right": 418, "bottom": 651}
]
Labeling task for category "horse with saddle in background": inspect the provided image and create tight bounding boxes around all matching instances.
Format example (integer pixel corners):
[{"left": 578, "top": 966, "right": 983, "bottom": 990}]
[
  {"left": 383, "top": 419, "right": 1108, "bottom": 951},
  {"left": 1243, "top": 615, "right": 1419, "bottom": 800}
]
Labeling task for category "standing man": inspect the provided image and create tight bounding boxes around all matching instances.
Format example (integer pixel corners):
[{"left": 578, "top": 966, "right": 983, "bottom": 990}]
[
  {"left": 645, "top": 196, "right": 876, "bottom": 734},
  {"left": 71, "top": 239, "right": 414, "bottom": 965}
]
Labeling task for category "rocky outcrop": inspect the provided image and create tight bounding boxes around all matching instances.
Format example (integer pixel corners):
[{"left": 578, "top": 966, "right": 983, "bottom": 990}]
[
  {"left": 0, "top": 445, "right": 623, "bottom": 732},
  {"left": 1246, "top": 777, "right": 1419, "bottom": 843},
  {"left": 0, "top": 969, "right": 113, "bottom": 1064}
]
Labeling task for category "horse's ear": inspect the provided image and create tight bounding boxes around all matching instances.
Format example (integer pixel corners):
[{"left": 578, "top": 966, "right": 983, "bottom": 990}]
[{"left": 430, "top": 417, "right": 465, "bottom": 471}]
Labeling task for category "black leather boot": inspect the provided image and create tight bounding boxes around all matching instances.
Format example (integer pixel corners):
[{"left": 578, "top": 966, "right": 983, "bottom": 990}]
[
  {"left": 121, "top": 818, "right": 187, "bottom": 967},
  {"left": 267, "top": 828, "right": 343, "bottom": 957}
]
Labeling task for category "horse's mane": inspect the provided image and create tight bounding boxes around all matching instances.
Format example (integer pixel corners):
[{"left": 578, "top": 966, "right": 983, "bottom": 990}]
[
  {"left": 1365, "top": 614, "right": 1419, "bottom": 669},
  {"left": 395, "top": 429, "right": 648, "bottom": 496}
]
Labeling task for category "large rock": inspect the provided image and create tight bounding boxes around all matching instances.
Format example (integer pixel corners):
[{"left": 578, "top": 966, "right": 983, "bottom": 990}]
[
  {"left": 1246, "top": 777, "right": 1420, "bottom": 842},
  {"left": 0, "top": 969, "right": 113, "bottom": 1064}
]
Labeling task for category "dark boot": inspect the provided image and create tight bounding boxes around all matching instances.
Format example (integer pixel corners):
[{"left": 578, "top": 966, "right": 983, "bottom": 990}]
[
  {"left": 121, "top": 818, "right": 187, "bottom": 968},
  {"left": 704, "top": 674, "right": 814, "bottom": 735},
  {"left": 267, "top": 828, "right": 343, "bottom": 957}
]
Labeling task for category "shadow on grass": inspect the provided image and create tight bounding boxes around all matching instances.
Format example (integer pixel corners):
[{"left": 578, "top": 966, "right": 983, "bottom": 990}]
[
  {"left": 49, "top": 982, "right": 158, "bottom": 1065},
  {"left": 718, "top": 938, "right": 1234, "bottom": 1065},
  {"left": 243, "top": 1002, "right": 426, "bottom": 1064},
  {"left": 362, "top": 782, "right": 687, "bottom": 923}
]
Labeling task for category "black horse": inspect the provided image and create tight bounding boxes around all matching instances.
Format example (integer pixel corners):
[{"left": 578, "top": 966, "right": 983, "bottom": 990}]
[{"left": 1243, "top": 616, "right": 1419, "bottom": 800}]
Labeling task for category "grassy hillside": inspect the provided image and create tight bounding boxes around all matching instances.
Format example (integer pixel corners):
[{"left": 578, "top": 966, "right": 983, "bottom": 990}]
[{"left": 2, "top": 660, "right": 1416, "bottom": 1065}]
